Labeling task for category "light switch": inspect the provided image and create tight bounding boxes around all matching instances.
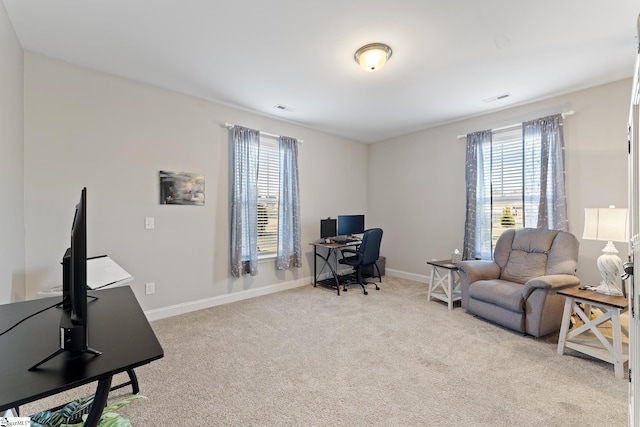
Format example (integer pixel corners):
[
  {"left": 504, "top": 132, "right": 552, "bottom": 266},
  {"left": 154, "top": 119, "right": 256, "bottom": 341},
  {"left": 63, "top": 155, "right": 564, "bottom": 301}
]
[
  {"left": 145, "top": 282, "right": 155, "bottom": 295},
  {"left": 145, "top": 217, "right": 155, "bottom": 230}
]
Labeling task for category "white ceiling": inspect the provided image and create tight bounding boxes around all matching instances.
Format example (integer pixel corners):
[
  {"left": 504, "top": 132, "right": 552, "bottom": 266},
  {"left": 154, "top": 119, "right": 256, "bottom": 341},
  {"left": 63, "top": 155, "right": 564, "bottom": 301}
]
[{"left": 3, "top": 0, "right": 639, "bottom": 143}]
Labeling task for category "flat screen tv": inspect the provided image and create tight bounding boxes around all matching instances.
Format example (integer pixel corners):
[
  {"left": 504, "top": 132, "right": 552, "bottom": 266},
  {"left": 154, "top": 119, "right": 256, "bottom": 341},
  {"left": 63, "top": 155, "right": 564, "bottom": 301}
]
[
  {"left": 337, "top": 214, "right": 365, "bottom": 237},
  {"left": 30, "top": 187, "right": 100, "bottom": 370},
  {"left": 67, "top": 187, "right": 89, "bottom": 336}
]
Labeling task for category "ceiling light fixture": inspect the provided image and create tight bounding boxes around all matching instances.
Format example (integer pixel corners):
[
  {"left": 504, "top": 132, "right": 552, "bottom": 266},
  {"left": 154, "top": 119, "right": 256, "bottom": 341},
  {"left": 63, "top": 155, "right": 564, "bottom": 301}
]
[{"left": 354, "top": 43, "right": 392, "bottom": 72}]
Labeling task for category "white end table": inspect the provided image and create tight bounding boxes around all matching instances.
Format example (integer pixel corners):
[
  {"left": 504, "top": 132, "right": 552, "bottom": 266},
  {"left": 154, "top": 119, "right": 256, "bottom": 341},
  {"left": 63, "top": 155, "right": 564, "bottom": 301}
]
[
  {"left": 557, "top": 286, "right": 629, "bottom": 379},
  {"left": 426, "top": 259, "right": 461, "bottom": 310}
]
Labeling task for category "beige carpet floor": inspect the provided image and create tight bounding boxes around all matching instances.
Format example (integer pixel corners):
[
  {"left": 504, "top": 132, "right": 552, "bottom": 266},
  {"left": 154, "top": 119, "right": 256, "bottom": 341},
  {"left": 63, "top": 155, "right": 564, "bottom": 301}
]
[{"left": 24, "top": 276, "right": 628, "bottom": 426}]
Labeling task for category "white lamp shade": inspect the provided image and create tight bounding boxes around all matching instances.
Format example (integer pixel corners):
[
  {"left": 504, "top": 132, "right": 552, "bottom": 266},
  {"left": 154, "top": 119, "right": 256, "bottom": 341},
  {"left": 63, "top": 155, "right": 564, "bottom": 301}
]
[{"left": 583, "top": 207, "right": 628, "bottom": 242}]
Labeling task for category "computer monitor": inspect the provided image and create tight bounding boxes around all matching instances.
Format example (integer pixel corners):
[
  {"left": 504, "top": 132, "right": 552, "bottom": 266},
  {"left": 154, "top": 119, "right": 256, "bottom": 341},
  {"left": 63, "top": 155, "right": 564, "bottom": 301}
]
[
  {"left": 337, "top": 214, "right": 365, "bottom": 236},
  {"left": 320, "top": 218, "right": 337, "bottom": 238}
]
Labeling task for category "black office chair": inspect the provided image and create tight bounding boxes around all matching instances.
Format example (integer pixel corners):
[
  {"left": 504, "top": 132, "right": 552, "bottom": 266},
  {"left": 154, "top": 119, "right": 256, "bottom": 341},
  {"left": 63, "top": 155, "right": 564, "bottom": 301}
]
[{"left": 338, "top": 228, "right": 383, "bottom": 295}]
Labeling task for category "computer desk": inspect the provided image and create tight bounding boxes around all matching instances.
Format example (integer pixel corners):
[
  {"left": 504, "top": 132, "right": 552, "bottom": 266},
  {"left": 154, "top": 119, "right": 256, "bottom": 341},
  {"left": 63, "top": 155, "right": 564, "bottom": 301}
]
[
  {"left": 310, "top": 240, "right": 361, "bottom": 296},
  {"left": 0, "top": 286, "right": 164, "bottom": 426}
]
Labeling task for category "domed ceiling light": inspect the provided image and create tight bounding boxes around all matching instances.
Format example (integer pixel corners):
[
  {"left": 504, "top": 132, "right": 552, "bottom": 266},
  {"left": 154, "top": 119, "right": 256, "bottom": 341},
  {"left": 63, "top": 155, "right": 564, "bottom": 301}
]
[{"left": 354, "top": 43, "right": 392, "bottom": 72}]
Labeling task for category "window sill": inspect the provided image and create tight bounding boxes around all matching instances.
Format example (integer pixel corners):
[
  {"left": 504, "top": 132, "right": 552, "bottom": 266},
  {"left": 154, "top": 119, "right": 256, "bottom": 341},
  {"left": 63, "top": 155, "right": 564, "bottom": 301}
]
[{"left": 258, "top": 253, "right": 276, "bottom": 262}]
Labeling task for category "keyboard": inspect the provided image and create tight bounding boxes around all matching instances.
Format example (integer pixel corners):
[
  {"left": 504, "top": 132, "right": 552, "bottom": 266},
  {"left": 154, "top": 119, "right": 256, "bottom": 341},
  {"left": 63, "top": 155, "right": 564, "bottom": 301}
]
[{"left": 332, "top": 237, "right": 361, "bottom": 245}]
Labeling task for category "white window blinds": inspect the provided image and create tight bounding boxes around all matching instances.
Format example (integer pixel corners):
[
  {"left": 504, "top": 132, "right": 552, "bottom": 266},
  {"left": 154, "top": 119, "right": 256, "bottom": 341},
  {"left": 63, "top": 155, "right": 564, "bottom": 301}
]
[
  {"left": 488, "top": 127, "right": 524, "bottom": 247},
  {"left": 257, "top": 138, "right": 279, "bottom": 254}
]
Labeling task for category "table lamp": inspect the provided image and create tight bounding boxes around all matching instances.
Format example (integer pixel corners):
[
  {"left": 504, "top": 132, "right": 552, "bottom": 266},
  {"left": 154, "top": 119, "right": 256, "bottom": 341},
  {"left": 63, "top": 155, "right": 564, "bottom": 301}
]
[{"left": 582, "top": 207, "right": 628, "bottom": 296}]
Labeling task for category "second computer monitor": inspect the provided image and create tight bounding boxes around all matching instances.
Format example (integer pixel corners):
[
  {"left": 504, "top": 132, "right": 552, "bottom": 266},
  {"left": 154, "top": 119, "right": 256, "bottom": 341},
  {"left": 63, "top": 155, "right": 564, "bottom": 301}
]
[
  {"left": 320, "top": 218, "right": 337, "bottom": 238},
  {"left": 337, "top": 214, "right": 365, "bottom": 236}
]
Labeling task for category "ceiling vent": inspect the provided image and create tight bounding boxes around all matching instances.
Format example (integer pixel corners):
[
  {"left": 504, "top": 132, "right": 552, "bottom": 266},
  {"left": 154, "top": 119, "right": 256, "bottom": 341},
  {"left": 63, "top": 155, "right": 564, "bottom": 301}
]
[
  {"left": 482, "top": 93, "right": 511, "bottom": 103},
  {"left": 274, "top": 104, "right": 294, "bottom": 112}
]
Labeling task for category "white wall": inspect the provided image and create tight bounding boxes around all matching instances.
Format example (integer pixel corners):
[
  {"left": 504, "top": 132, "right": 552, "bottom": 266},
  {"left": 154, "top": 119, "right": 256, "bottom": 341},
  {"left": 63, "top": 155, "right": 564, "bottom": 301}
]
[
  {"left": 23, "top": 52, "right": 368, "bottom": 311},
  {"left": 369, "top": 78, "right": 632, "bottom": 286},
  {"left": 0, "top": 4, "right": 25, "bottom": 304}
]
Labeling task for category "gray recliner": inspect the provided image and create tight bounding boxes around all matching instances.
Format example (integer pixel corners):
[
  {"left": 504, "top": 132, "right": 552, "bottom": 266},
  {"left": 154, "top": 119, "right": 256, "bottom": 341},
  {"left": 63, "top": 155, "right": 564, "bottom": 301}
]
[{"left": 457, "top": 228, "right": 580, "bottom": 337}]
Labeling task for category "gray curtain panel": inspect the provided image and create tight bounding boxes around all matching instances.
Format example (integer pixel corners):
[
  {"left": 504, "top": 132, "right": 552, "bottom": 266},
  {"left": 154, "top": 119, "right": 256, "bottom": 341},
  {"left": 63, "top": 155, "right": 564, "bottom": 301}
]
[
  {"left": 523, "top": 114, "right": 568, "bottom": 231},
  {"left": 276, "top": 136, "right": 302, "bottom": 270},
  {"left": 463, "top": 130, "right": 492, "bottom": 260},
  {"left": 230, "top": 125, "right": 260, "bottom": 277}
]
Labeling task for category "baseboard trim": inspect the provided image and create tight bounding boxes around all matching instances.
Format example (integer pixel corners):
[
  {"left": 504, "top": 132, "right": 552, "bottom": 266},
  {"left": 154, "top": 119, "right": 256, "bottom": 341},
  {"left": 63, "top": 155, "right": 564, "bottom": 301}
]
[
  {"left": 144, "top": 277, "right": 310, "bottom": 322},
  {"left": 144, "top": 268, "right": 427, "bottom": 321},
  {"left": 386, "top": 268, "right": 429, "bottom": 283}
]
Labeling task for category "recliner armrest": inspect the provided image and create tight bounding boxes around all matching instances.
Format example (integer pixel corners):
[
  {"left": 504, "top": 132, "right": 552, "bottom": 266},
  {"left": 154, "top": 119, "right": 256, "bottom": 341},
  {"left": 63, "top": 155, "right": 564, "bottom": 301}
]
[
  {"left": 456, "top": 260, "right": 501, "bottom": 283},
  {"left": 522, "top": 274, "right": 580, "bottom": 299}
]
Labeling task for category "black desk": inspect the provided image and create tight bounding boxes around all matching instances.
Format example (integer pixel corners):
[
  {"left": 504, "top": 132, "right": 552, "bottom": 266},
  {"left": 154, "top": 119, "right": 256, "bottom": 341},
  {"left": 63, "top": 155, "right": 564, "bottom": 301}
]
[
  {"left": 0, "top": 286, "right": 164, "bottom": 426},
  {"left": 310, "top": 241, "right": 360, "bottom": 295}
]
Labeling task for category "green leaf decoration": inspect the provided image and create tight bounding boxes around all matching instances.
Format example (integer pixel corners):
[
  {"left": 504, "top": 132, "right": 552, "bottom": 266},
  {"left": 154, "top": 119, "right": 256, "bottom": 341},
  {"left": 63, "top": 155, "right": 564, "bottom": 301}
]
[
  {"left": 102, "top": 395, "right": 147, "bottom": 413},
  {"left": 30, "top": 410, "right": 53, "bottom": 425},
  {"left": 90, "top": 412, "right": 132, "bottom": 427},
  {"left": 29, "top": 394, "right": 145, "bottom": 427}
]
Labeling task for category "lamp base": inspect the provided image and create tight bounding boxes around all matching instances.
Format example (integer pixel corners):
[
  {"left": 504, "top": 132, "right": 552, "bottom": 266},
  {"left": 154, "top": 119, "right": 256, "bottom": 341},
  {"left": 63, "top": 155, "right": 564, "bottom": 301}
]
[
  {"left": 595, "top": 241, "right": 624, "bottom": 297},
  {"left": 595, "top": 282, "right": 624, "bottom": 296}
]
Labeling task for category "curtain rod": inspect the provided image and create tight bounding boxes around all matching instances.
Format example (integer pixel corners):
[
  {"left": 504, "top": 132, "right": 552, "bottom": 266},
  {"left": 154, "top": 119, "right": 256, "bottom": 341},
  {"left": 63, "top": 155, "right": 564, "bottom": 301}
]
[
  {"left": 456, "top": 110, "right": 575, "bottom": 140},
  {"left": 223, "top": 122, "right": 304, "bottom": 143}
]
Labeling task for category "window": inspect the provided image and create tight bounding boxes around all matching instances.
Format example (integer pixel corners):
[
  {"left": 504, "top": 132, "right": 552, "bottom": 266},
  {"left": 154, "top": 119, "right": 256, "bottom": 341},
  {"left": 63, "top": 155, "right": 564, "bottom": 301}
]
[
  {"left": 489, "top": 127, "right": 526, "bottom": 248},
  {"left": 465, "top": 114, "right": 566, "bottom": 261},
  {"left": 257, "top": 137, "right": 279, "bottom": 255},
  {"left": 473, "top": 125, "right": 539, "bottom": 255},
  {"left": 230, "top": 124, "right": 301, "bottom": 276}
]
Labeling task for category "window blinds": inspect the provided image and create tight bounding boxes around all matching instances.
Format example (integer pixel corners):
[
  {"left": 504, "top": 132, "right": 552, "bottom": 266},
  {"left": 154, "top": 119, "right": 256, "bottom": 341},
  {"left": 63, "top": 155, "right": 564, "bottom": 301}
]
[{"left": 257, "top": 138, "right": 279, "bottom": 254}]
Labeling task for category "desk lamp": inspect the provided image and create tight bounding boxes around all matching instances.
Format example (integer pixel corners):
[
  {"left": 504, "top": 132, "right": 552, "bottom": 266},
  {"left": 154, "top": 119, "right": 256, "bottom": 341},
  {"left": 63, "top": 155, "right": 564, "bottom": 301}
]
[{"left": 582, "top": 207, "right": 628, "bottom": 296}]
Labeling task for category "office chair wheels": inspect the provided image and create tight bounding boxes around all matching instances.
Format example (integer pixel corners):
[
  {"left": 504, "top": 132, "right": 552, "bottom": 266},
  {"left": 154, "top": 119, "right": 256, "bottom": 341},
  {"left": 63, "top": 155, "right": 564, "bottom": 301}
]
[
  {"left": 364, "top": 280, "right": 380, "bottom": 291},
  {"left": 363, "top": 290, "right": 368, "bottom": 295}
]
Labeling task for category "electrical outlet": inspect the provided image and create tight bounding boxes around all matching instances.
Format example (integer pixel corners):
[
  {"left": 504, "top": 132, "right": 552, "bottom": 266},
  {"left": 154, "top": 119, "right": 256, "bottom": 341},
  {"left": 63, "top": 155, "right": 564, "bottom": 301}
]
[
  {"left": 145, "top": 282, "right": 155, "bottom": 295},
  {"left": 145, "top": 217, "right": 155, "bottom": 230}
]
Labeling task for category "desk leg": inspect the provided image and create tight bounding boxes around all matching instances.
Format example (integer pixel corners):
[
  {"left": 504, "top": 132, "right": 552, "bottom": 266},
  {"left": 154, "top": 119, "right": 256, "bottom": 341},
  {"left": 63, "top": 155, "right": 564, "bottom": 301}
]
[
  {"left": 128, "top": 368, "right": 140, "bottom": 394},
  {"left": 313, "top": 246, "right": 318, "bottom": 287},
  {"left": 330, "top": 248, "right": 340, "bottom": 296},
  {"left": 109, "top": 368, "right": 140, "bottom": 394},
  {"left": 557, "top": 296, "right": 573, "bottom": 355},
  {"left": 84, "top": 376, "right": 113, "bottom": 427},
  {"left": 314, "top": 249, "right": 340, "bottom": 296}
]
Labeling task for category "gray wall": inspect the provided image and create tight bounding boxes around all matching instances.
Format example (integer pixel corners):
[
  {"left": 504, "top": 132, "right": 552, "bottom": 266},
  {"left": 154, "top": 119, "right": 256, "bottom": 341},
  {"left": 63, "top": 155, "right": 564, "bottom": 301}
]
[
  {"left": 23, "top": 52, "right": 368, "bottom": 311},
  {"left": 11, "top": 42, "right": 633, "bottom": 311},
  {"left": 0, "top": 3, "right": 25, "bottom": 304},
  {"left": 369, "top": 78, "right": 632, "bottom": 286}
]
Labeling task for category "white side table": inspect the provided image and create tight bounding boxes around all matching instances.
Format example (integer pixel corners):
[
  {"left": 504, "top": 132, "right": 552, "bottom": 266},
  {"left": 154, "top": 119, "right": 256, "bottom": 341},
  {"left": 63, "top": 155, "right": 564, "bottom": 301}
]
[
  {"left": 557, "top": 286, "right": 629, "bottom": 379},
  {"left": 426, "top": 259, "right": 461, "bottom": 310}
]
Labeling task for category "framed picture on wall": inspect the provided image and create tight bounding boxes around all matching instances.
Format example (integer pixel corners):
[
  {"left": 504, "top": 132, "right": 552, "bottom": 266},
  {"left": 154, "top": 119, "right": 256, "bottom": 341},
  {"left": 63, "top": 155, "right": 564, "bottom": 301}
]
[{"left": 159, "top": 170, "right": 205, "bottom": 206}]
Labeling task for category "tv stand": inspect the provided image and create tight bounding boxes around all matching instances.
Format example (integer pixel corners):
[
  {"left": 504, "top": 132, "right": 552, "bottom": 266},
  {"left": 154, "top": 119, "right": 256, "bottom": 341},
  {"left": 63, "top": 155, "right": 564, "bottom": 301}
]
[
  {"left": 29, "top": 345, "right": 101, "bottom": 371},
  {"left": 29, "top": 310, "right": 101, "bottom": 371}
]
